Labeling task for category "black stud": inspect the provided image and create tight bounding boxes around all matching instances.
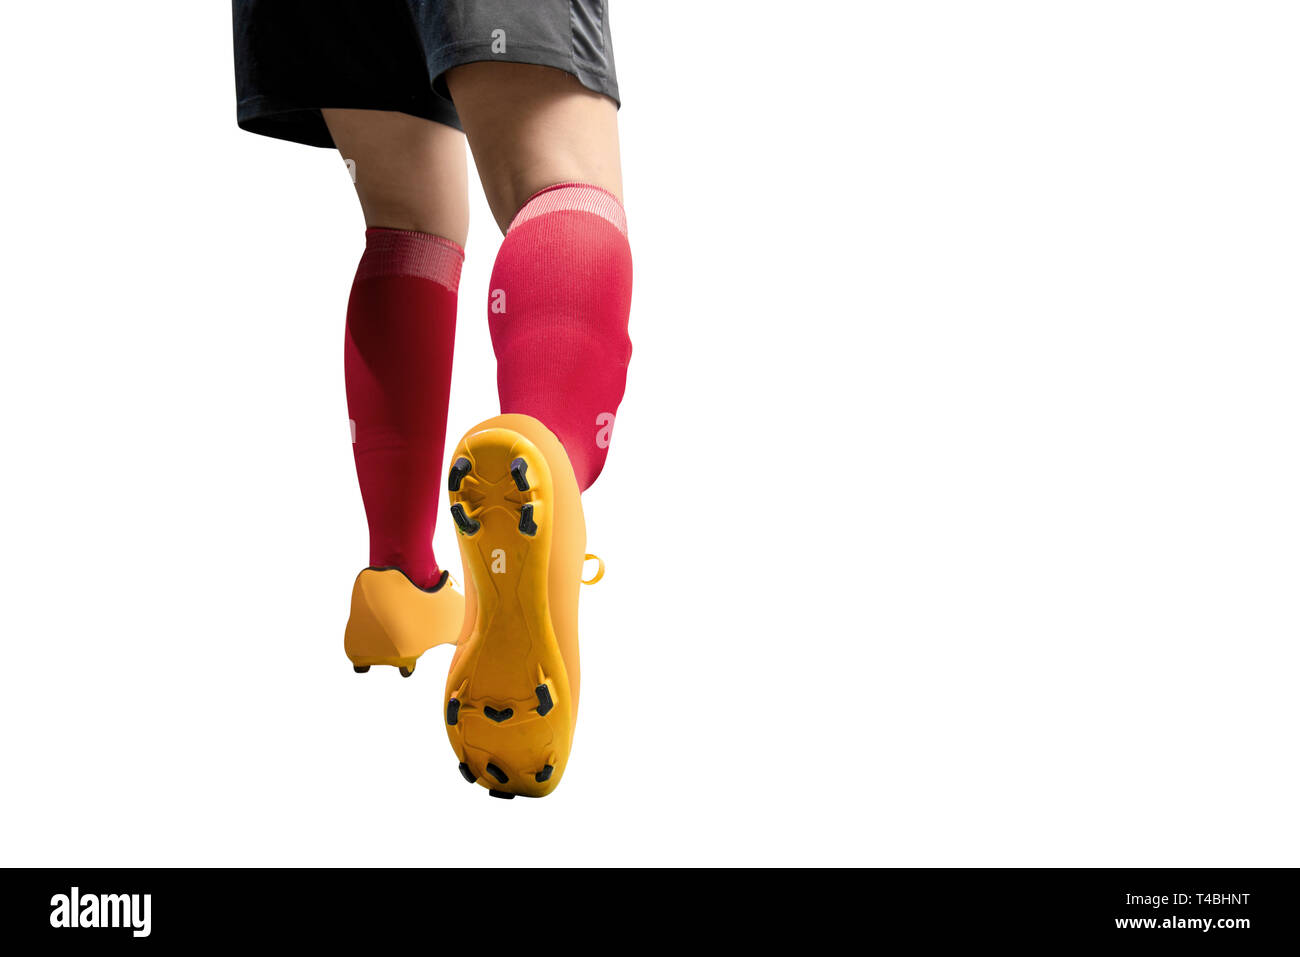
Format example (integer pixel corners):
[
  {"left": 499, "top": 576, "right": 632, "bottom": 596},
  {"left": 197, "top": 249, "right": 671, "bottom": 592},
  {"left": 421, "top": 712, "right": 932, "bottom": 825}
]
[
  {"left": 535, "top": 764, "right": 554, "bottom": 783},
  {"left": 352, "top": 665, "right": 370, "bottom": 674},
  {"left": 399, "top": 665, "right": 414, "bottom": 677},
  {"left": 535, "top": 684, "right": 554, "bottom": 716},
  {"left": 518, "top": 504, "right": 538, "bottom": 536},
  {"left": 446, "top": 698, "right": 460, "bottom": 726},
  {"left": 483, "top": 706, "right": 514, "bottom": 723},
  {"left": 448, "top": 457, "right": 472, "bottom": 492},
  {"left": 488, "top": 789, "right": 515, "bottom": 800},
  {"left": 458, "top": 762, "right": 476, "bottom": 783},
  {"left": 451, "top": 503, "right": 480, "bottom": 534},
  {"left": 485, "top": 763, "right": 508, "bottom": 784},
  {"left": 510, "top": 457, "right": 530, "bottom": 491}
]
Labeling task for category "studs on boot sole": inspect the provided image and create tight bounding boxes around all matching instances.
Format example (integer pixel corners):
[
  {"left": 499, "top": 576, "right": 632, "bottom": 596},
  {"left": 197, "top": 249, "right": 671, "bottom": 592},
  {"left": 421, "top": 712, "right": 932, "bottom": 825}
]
[
  {"left": 352, "top": 665, "right": 370, "bottom": 674},
  {"left": 518, "top": 504, "right": 538, "bottom": 536},
  {"left": 535, "top": 684, "right": 554, "bottom": 716},
  {"left": 483, "top": 706, "right": 513, "bottom": 723},
  {"left": 510, "top": 457, "right": 530, "bottom": 491},
  {"left": 535, "top": 764, "right": 554, "bottom": 783},
  {"left": 446, "top": 698, "right": 460, "bottom": 726},
  {"left": 488, "top": 789, "right": 515, "bottom": 800},
  {"left": 485, "top": 763, "right": 509, "bottom": 784},
  {"left": 450, "top": 503, "right": 480, "bottom": 535},
  {"left": 399, "top": 665, "right": 414, "bottom": 677},
  {"left": 448, "top": 457, "right": 472, "bottom": 492},
  {"left": 458, "top": 762, "right": 476, "bottom": 784}
]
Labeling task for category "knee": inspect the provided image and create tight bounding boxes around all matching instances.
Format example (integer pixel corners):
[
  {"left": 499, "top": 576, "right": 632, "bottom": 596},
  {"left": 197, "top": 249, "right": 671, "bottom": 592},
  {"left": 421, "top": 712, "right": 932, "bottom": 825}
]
[
  {"left": 355, "top": 189, "right": 469, "bottom": 248},
  {"left": 482, "top": 167, "right": 623, "bottom": 234}
]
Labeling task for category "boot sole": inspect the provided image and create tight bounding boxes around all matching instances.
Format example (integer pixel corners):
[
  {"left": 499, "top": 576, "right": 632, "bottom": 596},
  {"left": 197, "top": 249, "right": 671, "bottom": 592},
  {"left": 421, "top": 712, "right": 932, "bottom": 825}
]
[{"left": 444, "top": 428, "right": 574, "bottom": 798}]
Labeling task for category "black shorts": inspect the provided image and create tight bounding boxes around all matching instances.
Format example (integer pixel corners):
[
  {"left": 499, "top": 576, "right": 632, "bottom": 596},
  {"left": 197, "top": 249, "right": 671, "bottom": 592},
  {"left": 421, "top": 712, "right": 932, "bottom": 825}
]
[{"left": 233, "top": 0, "right": 620, "bottom": 149}]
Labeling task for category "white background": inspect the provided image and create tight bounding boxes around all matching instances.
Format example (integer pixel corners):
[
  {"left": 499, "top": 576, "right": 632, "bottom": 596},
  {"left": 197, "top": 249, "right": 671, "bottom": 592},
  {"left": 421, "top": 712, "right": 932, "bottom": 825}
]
[{"left": 1, "top": 1, "right": 1297, "bottom": 866}]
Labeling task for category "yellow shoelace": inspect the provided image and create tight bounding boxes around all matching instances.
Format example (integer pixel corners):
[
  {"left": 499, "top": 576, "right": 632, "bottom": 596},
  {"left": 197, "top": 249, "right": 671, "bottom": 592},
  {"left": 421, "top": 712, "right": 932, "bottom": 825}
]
[{"left": 581, "top": 553, "right": 605, "bottom": 585}]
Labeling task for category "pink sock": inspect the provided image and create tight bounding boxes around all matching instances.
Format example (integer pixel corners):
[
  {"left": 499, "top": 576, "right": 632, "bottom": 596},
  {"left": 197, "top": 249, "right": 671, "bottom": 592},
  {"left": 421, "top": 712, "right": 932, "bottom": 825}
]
[
  {"left": 488, "top": 183, "right": 633, "bottom": 490},
  {"left": 344, "top": 228, "right": 462, "bottom": 588}
]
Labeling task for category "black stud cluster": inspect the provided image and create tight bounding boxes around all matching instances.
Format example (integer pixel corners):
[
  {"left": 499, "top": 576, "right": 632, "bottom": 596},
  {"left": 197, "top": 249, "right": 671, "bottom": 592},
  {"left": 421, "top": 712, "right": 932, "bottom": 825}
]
[
  {"left": 518, "top": 504, "right": 538, "bottom": 536},
  {"left": 450, "top": 503, "right": 480, "bottom": 535},
  {"left": 510, "top": 457, "right": 530, "bottom": 491},
  {"left": 448, "top": 457, "right": 472, "bottom": 491}
]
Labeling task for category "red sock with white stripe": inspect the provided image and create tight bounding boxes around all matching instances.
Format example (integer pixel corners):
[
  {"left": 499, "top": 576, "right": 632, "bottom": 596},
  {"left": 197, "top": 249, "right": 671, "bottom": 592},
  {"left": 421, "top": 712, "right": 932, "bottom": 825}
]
[
  {"left": 488, "top": 183, "right": 633, "bottom": 490},
  {"left": 344, "top": 228, "right": 461, "bottom": 588}
]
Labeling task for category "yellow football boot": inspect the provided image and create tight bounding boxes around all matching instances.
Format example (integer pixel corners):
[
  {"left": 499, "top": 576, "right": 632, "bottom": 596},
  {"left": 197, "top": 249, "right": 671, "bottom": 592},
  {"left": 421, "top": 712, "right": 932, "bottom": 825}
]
[
  {"left": 344, "top": 567, "right": 464, "bottom": 676},
  {"left": 443, "top": 414, "right": 603, "bottom": 798}
]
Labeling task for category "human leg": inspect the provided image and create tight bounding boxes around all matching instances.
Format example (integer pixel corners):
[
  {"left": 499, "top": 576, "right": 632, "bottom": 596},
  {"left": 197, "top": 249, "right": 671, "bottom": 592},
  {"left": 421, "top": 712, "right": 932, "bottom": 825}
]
[{"left": 324, "top": 109, "right": 470, "bottom": 673}]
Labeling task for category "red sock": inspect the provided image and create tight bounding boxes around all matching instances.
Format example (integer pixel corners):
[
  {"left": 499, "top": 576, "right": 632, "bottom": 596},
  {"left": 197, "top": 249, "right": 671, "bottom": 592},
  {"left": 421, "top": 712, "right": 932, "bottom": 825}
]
[
  {"left": 488, "top": 183, "right": 633, "bottom": 490},
  {"left": 344, "top": 228, "right": 462, "bottom": 588}
]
